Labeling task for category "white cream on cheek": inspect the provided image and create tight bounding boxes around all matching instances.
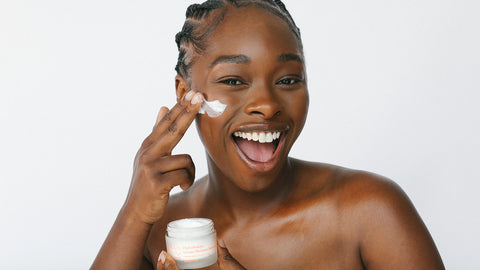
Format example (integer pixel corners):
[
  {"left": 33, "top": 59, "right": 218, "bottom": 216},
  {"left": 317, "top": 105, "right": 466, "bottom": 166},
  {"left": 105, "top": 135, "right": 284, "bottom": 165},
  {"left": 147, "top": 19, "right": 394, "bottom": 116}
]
[{"left": 198, "top": 99, "right": 227, "bottom": 117}]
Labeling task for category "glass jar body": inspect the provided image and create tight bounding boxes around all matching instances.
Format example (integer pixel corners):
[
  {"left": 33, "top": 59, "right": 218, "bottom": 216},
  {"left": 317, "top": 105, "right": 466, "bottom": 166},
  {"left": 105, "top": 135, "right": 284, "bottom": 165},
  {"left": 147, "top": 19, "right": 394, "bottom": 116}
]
[{"left": 165, "top": 218, "right": 217, "bottom": 269}]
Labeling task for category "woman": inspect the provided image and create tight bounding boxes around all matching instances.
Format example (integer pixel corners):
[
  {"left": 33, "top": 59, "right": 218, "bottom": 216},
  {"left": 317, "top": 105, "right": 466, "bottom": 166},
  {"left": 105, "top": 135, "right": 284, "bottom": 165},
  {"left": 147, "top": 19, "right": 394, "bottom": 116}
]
[{"left": 92, "top": 1, "right": 444, "bottom": 269}]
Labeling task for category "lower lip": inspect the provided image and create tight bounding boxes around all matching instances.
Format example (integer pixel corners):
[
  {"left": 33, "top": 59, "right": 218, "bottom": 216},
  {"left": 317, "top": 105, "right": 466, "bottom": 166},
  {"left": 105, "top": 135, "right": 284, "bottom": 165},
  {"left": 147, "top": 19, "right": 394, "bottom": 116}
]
[{"left": 231, "top": 134, "right": 286, "bottom": 172}]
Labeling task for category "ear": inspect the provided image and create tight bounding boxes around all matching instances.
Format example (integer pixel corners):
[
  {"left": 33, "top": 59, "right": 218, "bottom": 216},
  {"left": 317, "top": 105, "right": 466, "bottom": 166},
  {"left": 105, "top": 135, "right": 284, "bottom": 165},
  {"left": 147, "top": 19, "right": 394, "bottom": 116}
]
[{"left": 175, "top": 74, "right": 189, "bottom": 102}]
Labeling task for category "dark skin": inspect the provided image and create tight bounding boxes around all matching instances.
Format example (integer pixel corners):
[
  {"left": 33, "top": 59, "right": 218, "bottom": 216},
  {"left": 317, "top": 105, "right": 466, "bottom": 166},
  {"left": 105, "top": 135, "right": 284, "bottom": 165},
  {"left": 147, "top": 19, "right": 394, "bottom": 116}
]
[{"left": 92, "top": 6, "right": 444, "bottom": 270}]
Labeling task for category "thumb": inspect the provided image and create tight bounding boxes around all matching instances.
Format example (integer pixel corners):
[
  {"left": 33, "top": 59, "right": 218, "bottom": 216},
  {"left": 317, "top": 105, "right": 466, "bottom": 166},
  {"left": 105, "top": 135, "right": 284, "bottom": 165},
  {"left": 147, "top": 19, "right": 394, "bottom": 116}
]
[
  {"left": 217, "top": 240, "right": 246, "bottom": 270},
  {"left": 157, "top": 251, "right": 182, "bottom": 270}
]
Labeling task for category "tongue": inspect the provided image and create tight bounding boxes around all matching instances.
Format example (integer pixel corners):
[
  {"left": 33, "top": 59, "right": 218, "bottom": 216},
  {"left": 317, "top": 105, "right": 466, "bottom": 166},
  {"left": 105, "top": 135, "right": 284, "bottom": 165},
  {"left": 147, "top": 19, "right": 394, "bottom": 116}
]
[{"left": 235, "top": 138, "right": 275, "bottom": 162}]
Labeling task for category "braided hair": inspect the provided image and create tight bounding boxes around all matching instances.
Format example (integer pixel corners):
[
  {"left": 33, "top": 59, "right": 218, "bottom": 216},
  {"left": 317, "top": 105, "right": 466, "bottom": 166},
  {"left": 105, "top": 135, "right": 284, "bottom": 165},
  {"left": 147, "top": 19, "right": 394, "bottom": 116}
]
[{"left": 174, "top": 0, "right": 302, "bottom": 80}]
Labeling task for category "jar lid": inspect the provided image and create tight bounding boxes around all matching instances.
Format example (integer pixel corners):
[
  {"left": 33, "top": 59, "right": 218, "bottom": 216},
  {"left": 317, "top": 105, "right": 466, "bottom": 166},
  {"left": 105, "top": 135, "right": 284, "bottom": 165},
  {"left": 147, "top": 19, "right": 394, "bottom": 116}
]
[{"left": 166, "top": 218, "right": 215, "bottom": 238}]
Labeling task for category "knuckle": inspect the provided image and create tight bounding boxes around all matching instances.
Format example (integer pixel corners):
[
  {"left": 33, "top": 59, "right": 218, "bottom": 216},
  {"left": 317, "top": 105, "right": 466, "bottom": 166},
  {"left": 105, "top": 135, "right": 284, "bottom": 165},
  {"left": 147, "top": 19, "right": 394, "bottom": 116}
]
[
  {"left": 163, "top": 111, "right": 173, "bottom": 122},
  {"left": 167, "top": 124, "right": 185, "bottom": 137},
  {"left": 141, "top": 137, "right": 152, "bottom": 149},
  {"left": 137, "top": 153, "right": 151, "bottom": 164},
  {"left": 139, "top": 163, "right": 152, "bottom": 176},
  {"left": 158, "top": 191, "right": 170, "bottom": 201},
  {"left": 182, "top": 154, "right": 193, "bottom": 164},
  {"left": 167, "top": 124, "right": 177, "bottom": 134},
  {"left": 175, "top": 170, "right": 193, "bottom": 185},
  {"left": 178, "top": 169, "right": 190, "bottom": 179},
  {"left": 179, "top": 97, "right": 189, "bottom": 108}
]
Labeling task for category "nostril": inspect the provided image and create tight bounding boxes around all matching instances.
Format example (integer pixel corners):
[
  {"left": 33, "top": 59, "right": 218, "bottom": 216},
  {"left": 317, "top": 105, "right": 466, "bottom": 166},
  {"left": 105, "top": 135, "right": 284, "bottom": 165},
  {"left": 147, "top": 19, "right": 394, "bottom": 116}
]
[
  {"left": 245, "top": 105, "right": 281, "bottom": 119},
  {"left": 244, "top": 89, "right": 282, "bottom": 119}
]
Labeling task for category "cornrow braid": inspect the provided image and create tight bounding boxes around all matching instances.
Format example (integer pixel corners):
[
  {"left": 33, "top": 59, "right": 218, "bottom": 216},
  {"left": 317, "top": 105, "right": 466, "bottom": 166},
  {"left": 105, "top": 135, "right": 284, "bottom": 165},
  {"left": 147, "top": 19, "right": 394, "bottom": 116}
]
[{"left": 174, "top": 0, "right": 302, "bottom": 79}]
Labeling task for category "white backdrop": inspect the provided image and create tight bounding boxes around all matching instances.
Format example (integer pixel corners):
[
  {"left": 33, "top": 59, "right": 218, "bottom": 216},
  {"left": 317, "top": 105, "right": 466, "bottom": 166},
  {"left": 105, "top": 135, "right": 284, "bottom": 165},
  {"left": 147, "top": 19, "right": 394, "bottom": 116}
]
[{"left": 1, "top": 0, "right": 478, "bottom": 269}]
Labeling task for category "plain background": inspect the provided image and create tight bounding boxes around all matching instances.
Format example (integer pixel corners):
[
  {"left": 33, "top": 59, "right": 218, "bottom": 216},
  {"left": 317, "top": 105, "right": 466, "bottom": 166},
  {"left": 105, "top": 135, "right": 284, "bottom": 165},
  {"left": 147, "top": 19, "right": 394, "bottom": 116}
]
[{"left": 1, "top": 0, "right": 479, "bottom": 269}]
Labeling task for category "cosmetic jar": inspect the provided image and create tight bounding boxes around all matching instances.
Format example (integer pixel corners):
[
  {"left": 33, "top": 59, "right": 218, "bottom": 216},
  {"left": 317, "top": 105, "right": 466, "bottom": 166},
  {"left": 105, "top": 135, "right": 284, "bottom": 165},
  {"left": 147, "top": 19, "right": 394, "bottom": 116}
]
[{"left": 165, "top": 218, "right": 217, "bottom": 269}]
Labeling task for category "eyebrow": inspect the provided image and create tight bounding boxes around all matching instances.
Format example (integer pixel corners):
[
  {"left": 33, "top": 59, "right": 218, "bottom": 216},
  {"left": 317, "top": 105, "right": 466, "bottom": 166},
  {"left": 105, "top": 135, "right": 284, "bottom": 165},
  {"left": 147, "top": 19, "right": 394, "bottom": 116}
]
[
  {"left": 277, "top": 53, "right": 304, "bottom": 64},
  {"left": 209, "top": 55, "right": 251, "bottom": 69},
  {"left": 208, "top": 53, "right": 304, "bottom": 69}
]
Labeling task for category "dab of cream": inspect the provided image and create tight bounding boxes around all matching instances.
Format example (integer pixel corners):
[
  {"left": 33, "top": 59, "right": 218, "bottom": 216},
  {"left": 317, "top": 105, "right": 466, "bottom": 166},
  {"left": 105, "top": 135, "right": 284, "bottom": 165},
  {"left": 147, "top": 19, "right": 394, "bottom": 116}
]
[{"left": 198, "top": 100, "right": 227, "bottom": 118}]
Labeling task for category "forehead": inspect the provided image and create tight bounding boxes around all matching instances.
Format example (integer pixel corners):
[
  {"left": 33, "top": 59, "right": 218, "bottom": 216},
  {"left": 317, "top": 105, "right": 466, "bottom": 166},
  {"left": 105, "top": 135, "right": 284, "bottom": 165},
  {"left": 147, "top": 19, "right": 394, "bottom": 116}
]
[{"left": 202, "top": 5, "right": 302, "bottom": 59}]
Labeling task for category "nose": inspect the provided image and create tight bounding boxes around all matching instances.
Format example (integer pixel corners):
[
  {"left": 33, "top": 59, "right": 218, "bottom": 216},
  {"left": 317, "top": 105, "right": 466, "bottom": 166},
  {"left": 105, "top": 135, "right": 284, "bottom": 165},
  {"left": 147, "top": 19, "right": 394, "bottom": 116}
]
[{"left": 244, "top": 83, "right": 282, "bottom": 119}]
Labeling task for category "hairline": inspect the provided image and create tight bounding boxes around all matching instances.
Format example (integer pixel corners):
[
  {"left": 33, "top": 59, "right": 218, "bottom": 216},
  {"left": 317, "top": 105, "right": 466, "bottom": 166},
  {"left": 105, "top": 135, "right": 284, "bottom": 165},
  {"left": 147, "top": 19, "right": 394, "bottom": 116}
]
[{"left": 178, "top": 1, "right": 304, "bottom": 79}]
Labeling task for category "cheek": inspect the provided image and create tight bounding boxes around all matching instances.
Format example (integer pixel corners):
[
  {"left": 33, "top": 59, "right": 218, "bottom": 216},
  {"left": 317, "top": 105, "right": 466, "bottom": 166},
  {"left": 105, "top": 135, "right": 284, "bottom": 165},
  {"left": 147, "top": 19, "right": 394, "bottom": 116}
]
[
  {"left": 284, "top": 90, "right": 309, "bottom": 137},
  {"left": 195, "top": 116, "right": 225, "bottom": 151},
  {"left": 285, "top": 90, "right": 309, "bottom": 118}
]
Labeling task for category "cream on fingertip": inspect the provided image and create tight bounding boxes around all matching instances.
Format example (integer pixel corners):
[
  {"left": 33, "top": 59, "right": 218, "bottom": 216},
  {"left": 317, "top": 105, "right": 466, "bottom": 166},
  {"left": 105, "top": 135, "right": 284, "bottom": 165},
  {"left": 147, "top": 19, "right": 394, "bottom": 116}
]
[
  {"left": 191, "top": 93, "right": 204, "bottom": 105},
  {"left": 185, "top": 91, "right": 195, "bottom": 101}
]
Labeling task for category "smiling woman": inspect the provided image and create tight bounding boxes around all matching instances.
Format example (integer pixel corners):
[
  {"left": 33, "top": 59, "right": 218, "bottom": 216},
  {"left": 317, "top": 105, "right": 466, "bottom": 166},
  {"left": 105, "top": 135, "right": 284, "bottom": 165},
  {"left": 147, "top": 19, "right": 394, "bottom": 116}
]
[{"left": 91, "top": 1, "right": 445, "bottom": 269}]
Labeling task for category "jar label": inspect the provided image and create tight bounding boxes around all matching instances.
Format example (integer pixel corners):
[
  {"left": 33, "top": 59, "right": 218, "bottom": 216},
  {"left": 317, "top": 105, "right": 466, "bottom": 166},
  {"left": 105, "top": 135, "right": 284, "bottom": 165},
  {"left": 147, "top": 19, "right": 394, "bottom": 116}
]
[{"left": 166, "top": 237, "right": 217, "bottom": 262}]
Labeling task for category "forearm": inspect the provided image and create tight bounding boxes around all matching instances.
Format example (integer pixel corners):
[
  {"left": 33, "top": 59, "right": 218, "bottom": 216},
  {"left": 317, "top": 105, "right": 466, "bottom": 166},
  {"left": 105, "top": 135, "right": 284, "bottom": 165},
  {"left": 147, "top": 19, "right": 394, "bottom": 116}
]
[{"left": 91, "top": 208, "right": 153, "bottom": 270}]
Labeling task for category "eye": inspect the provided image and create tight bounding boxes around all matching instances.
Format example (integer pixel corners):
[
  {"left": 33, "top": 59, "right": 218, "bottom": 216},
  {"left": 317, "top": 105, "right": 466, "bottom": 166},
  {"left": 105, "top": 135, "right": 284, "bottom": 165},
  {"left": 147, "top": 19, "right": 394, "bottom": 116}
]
[
  {"left": 220, "top": 78, "right": 244, "bottom": 86},
  {"left": 277, "top": 78, "right": 301, "bottom": 85}
]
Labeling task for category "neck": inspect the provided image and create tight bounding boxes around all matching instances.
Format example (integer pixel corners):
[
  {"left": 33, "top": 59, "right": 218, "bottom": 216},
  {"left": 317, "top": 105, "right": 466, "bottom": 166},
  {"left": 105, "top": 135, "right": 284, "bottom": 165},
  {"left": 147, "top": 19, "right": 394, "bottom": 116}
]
[{"left": 206, "top": 157, "right": 295, "bottom": 223}]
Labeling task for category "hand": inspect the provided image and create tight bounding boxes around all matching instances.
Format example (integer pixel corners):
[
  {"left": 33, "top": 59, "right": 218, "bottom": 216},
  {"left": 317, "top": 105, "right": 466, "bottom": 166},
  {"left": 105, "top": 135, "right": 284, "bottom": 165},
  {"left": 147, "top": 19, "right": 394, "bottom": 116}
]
[
  {"left": 217, "top": 240, "right": 246, "bottom": 270},
  {"left": 122, "top": 90, "right": 204, "bottom": 224},
  {"left": 157, "top": 251, "right": 181, "bottom": 270},
  {"left": 156, "top": 240, "right": 246, "bottom": 270}
]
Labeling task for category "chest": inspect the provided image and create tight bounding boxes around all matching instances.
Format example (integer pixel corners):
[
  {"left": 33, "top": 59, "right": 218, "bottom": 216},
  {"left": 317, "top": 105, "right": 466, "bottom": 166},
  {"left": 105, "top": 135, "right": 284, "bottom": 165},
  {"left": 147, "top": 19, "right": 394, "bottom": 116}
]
[
  {"left": 218, "top": 215, "right": 362, "bottom": 270},
  {"left": 148, "top": 201, "right": 364, "bottom": 269}
]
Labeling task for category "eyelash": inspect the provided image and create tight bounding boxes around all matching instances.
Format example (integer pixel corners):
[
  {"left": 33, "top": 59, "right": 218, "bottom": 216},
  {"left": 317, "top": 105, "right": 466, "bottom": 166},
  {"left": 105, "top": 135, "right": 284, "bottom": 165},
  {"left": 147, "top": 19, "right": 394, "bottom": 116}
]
[
  {"left": 219, "top": 78, "right": 244, "bottom": 86},
  {"left": 277, "top": 78, "right": 301, "bottom": 85},
  {"left": 218, "top": 77, "right": 302, "bottom": 87}
]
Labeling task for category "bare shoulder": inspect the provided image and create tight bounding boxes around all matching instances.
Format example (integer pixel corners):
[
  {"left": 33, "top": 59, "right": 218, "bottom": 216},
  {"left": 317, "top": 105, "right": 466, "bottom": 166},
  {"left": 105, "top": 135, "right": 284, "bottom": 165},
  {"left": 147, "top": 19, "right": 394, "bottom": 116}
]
[
  {"left": 291, "top": 158, "right": 402, "bottom": 202},
  {"left": 293, "top": 158, "right": 414, "bottom": 207},
  {"left": 292, "top": 158, "right": 444, "bottom": 269}
]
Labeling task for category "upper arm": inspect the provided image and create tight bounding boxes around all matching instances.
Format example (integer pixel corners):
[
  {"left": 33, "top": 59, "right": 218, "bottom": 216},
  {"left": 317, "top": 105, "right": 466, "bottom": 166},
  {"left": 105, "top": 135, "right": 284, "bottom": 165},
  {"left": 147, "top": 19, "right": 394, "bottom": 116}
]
[{"left": 350, "top": 174, "right": 444, "bottom": 270}]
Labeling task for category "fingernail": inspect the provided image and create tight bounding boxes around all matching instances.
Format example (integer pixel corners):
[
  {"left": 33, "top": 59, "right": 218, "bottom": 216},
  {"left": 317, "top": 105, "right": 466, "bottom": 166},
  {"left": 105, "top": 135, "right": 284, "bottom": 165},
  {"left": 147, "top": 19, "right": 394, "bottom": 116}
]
[
  {"left": 159, "top": 251, "right": 166, "bottom": 264},
  {"left": 185, "top": 91, "right": 195, "bottom": 101},
  {"left": 191, "top": 93, "right": 204, "bottom": 104},
  {"left": 218, "top": 239, "right": 226, "bottom": 248}
]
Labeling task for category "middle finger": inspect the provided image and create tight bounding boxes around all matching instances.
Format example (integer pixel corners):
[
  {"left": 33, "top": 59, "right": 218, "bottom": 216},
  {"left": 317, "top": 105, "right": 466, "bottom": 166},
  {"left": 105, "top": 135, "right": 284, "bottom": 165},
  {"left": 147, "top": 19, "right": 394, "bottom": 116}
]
[{"left": 148, "top": 92, "right": 204, "bottom": 155}]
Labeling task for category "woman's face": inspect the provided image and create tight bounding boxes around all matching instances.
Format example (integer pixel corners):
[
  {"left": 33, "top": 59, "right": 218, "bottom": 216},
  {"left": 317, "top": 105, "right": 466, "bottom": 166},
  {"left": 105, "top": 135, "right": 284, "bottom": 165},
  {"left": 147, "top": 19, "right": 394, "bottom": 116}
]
[{"left": 185, "top": 6, "right": 309, "bottom": 192}]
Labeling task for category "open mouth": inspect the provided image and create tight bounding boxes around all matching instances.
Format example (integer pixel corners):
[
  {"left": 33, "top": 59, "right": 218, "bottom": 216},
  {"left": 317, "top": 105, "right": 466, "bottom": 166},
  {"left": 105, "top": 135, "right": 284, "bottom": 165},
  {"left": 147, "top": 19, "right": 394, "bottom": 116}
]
[{"left": 232, "top": 131, "right": 283, "bottom": 163}]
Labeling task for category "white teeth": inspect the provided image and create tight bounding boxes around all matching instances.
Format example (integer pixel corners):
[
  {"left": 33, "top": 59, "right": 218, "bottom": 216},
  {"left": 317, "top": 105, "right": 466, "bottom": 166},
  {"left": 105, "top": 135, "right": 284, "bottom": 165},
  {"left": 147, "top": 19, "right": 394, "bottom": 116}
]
[
  {"left": 265, "top": 132, "right": 273, "bottom": 143},
  {"left": 233, "top": 131, "right": 281, "bottom": 143},
  {"left": 259, "top": 132, "right": 266, "bottom": 143}
]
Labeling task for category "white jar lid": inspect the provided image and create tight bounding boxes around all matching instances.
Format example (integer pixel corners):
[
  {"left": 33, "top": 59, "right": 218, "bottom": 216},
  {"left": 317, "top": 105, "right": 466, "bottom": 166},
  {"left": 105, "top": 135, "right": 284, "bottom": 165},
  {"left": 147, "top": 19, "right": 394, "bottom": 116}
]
[{"left": 166, "top": 218, "right": 215, "bottom": 239}]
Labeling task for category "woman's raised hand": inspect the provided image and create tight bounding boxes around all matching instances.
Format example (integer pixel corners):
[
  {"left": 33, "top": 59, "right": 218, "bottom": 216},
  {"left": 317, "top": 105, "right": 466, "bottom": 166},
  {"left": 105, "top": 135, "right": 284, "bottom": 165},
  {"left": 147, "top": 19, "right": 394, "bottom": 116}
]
[{"left": 123, "top": 90, "right": 204, "bottom": 225}]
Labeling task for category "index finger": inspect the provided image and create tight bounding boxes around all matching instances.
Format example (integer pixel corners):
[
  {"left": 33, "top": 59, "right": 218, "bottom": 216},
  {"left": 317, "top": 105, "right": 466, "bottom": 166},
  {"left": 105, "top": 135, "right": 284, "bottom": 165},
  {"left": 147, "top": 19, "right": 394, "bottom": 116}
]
[
  {"left": 141, "top": 91, "right": 199, "bottom": 149},
  {"left": 152, "top": 90, "right": 196, "bottom": 137},
  {"left": 148, "top": 91, "right": 204, "bottom": 155}
]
